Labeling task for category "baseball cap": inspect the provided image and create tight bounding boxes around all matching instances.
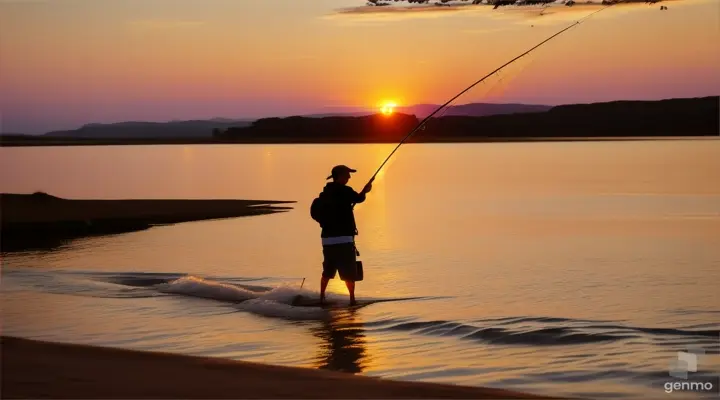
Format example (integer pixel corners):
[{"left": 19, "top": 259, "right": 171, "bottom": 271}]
[{"left": 326, "top": 165, "right": 357, "bottom": 180}]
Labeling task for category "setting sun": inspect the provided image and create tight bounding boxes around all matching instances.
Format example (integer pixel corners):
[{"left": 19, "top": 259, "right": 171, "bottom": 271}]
[{"left": 380, "top": 102, "right": 397, "bottom": 115}]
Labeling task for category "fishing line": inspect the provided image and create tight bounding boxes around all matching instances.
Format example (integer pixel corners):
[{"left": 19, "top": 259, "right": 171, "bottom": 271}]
[
  {"left": 484, "top": 48, "right": 539, "bottom": 101},
  {"left": 376, "top": 66, "right": 500, "bottom": 176},
  {"left": 362, "top": 3, "right": 615, "bottom": 188},
  {"left": 422, "top": 71, "right": 500, "bottom": 138},
  {"left": 420, "top": 61, "right": 528, "bottom": 144},
  {"left": 484, "top": 69, "right": 510, "bottom": 101}
]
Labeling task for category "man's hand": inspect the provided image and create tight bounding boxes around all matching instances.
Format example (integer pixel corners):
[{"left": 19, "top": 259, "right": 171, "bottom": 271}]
[{"left": 361, "top": 177, "right": 374, "bottom": 194}]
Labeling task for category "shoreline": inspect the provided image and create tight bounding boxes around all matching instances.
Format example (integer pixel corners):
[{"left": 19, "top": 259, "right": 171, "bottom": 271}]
[
  {"left": 0, "top": 336, "right": 556, "bottom": 399},
  {"left": 1, "top": 192, "right": 294, "bottom": 252},
  {"left": 1, "top": 135, "right": 717, "bottom": 147},
  {"left": 3, "top": 96, "right": 716, "bottom": 146}
]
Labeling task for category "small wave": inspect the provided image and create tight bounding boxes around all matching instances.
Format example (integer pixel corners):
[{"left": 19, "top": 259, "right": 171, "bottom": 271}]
[
  {"left": 583, "top": 324, "right": 720, "bottom": 338},
  {"left": 6, "top": 269, "right": 437, "bottom": 322},
  {"left": 155, "top": 276, "right": 356, "bottom": 320},
  {"left": 103, "top": 274, "right": 185, "bottom": 288},
  {"left": 87, "top": 271, "right": 267, "bottom": 289},
  {"left": 2, "top": 268, "right": 168, "bottom": 299},
  {"left": 465, "top": 327, "right": 632, "bottom": 345},
  {"left": 156, "top": 276, "right": 267, "bottom": 302},
  {"left": 473, "top": 315, "right": 623, "bottom": 326},
  {"left": 667, "top": 308, "right": 720, "bottom": 316},
  {"left": 380, "top": 321, "right": 629, "bottom": 345},
  {"left": 255, "top": 285, "right": 317, "bottom": 304},
  {"left": 236, "top": 286, "right": 367, "bottom": 320},
  {"left": 369, "top": 316, "right": 719, "bottom": 347}
]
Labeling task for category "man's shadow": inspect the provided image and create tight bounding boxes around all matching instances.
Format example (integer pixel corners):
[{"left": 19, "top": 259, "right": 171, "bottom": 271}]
[{"left": 309, "top": 307, "right": 370, "bottom": 374}]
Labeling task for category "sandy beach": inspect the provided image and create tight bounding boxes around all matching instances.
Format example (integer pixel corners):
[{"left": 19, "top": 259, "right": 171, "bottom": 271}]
[{"left": 1, "top": 336, "right": 554, "bottom": 399}]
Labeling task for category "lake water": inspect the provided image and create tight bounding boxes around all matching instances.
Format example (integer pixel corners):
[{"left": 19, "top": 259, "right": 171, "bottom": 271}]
[{"left": 2, "top": 140, "right": 720, "bottom": 399}]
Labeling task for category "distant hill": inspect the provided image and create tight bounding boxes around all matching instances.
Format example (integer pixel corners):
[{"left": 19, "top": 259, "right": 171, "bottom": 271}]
[
  {"left": 396, "top": 103, "right": 552, "bottom": 118},
  {"left": 216, "top": 96, "right": 719, "bottom": 143},
  {"left": 412, "top": 96, "right": 719, "bottom": 139},
  {"left": 0, "top": 133, "right": 29, "bottom": 137},
  {"left": 43, "top": 119, "right": 254, "bottom": 139},
  {"left": 225, "top": 113, "right": 420, "bottom": 142},
  {"left": 296, "top": 103, "right": 552, "bottom": 119},
  {"left": 298, "top": 112, "right": 372, "bottom": 118},
  {"left": 2, "top": 97, "right": 715, "bottom": 146},
  {"left": 35, "top": 102, "right": 547, "bottom": 139}
]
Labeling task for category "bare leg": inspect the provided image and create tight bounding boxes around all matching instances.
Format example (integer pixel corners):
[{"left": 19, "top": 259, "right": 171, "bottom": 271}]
[
  {"left": 345, "top": 280, "right": 356, "bottom": 306},
  {"left": 320, "top": 276, "right": 330, "bottom": 304}
]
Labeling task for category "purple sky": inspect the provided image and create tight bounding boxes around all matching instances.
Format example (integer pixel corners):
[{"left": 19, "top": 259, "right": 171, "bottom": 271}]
[{"left": 1, "top": 0, "right": 718, "bottom": 134}]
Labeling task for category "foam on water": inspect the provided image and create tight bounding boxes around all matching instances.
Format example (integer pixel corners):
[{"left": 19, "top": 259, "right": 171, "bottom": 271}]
[
  {"left": 255, "top": 284, "right": 317, "bottom": 303},
  {"left": 9, "top": 268, "right": 718, "bottom": 352},
  {"left": 156, "top": 275, "right": 265, "bottom": 302},
  {"left": 154, "top": 275, "right": 351, "bottom": 320}
]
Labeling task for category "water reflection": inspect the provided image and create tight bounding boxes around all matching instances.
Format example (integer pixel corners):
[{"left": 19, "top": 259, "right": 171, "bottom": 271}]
[{"left": 310, "top": 308, "right": 371, "bottom": 374}]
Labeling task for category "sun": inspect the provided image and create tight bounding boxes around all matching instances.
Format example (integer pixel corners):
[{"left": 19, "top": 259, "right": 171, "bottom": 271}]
[{"left": 380, "top": 102, "right": 397, "bottom": 115}]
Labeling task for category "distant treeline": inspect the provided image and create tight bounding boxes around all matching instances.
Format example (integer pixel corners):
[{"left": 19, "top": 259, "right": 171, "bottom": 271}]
[
  {"left": 2, "top": 96, "right": 717, "bottom": 146},
  {"left": 215, "top": 96, "right": 719, "bottom": 143},
  {"left": 216, "top": 113, "right": 421, "bottom": 143}
]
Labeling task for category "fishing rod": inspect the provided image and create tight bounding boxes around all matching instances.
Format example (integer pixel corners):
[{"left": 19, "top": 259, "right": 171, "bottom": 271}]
[{"left": 363, "top": 4, "right": 614, "bottom": 188}]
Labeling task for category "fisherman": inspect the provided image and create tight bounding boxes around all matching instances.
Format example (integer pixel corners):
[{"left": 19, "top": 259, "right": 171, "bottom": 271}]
[{"left": 314, "top": 165, "right": 373, "bottom": 306}]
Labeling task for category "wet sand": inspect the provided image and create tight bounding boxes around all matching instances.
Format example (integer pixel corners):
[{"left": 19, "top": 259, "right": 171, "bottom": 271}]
[
  {"left": 1, "top": 336, "right": 555, "bottom": 399},
  {"left": 1, "top": 192, "right": 294, "bottom": 251}
]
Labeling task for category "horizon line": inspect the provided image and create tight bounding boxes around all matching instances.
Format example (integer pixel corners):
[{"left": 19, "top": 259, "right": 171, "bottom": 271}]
[{"left": 4, "top": 94, "right": 718, "bottom": 136}]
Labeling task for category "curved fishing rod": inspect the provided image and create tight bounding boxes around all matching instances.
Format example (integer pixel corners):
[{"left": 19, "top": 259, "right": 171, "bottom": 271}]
[{"left": 363, "top": 4, "right": 614, "bottom": 188}]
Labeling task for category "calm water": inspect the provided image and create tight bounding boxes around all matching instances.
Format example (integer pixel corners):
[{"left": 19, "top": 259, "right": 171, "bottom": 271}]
[{"left": 2, "top": 140, "right": 720, "bottom": 399}]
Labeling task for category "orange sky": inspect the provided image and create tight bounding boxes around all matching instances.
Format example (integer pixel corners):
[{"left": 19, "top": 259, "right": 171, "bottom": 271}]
[{"left": 0, "top": 0, "right": 718, "bottom": 133}]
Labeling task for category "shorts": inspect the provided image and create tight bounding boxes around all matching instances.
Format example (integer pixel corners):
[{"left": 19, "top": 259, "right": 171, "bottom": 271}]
[{"left": 322, "top": 242, "right": 358, "bottom": 282}]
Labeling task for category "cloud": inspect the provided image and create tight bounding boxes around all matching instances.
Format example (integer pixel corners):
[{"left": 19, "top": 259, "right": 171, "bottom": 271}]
[
  {"left": 325, "top": 4, "right": 485, "bottom": 23},
  {"left": 326, "top": 0, "right": 692, "bottom": 24},
  {"left": 127, "top": 19, "right": 206, "bottom": 31}
]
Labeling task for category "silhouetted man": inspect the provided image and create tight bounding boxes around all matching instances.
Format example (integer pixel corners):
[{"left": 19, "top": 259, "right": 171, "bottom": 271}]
[{"left": 316, "top": 165, "right": 373, "bottom": 306}]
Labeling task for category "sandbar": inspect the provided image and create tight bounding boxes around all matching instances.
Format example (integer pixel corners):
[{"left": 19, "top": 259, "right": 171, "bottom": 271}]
[{"left": 1, "top": 192, "right": 294, "bottom": 251}]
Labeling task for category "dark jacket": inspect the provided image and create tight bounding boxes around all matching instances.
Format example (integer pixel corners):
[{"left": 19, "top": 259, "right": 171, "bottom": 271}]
[{"left": 318, "top": 182, "right": 366, "bottom": 238}]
